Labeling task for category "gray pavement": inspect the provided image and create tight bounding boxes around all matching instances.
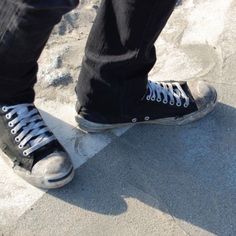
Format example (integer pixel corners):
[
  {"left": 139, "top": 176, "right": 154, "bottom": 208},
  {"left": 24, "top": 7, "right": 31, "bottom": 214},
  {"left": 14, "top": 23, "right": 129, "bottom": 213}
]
[{"left": 1, "top": 0, "right": 236, "bottom": 235}]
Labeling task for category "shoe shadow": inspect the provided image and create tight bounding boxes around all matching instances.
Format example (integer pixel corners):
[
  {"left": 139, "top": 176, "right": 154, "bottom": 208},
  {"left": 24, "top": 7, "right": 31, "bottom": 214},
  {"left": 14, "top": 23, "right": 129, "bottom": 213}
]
[{"left": 44, "top": 102, "right": 235, "bottom": 235}]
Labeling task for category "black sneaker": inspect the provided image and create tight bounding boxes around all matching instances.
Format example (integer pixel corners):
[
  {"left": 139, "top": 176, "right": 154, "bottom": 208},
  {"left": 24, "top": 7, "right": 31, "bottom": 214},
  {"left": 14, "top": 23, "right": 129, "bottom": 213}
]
[
  {"left": 75, "top": 80, "right": 217, "bottom": 132},
  {"left": 0, "top": 103, "right": 74, "bottom": 189}
]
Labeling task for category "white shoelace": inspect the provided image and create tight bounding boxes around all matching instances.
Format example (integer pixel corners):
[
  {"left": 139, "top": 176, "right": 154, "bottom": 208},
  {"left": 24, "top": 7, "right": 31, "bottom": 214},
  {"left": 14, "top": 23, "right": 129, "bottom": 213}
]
[
  {"left": 146, "top": 81, "right": 190, "bottom": 107},
  {"left": 2, "top": 104, "right": 56, "bottom": 156}
]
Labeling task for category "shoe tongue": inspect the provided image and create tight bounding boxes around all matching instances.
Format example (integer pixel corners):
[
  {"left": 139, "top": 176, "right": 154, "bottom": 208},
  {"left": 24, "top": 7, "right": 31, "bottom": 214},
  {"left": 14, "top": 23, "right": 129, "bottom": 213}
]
[
  {"left": 181, "top": 82, "right": 195, "bottom": 102},
  {"left": 174, "top": 88, "right": 181, "bottom": 96},
  {"left": 176, "top": 81, "right": 186, "bottom": 86}
]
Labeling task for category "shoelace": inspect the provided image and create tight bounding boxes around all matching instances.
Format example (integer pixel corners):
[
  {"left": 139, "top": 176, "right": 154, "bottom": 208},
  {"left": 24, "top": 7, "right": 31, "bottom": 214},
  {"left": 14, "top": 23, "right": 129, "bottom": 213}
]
[
  {"left": 2, "top": 104, "right": 56, "bottom": 156},
  {"left": 146, "top": 81, "right": 190, "bottom": 108}
]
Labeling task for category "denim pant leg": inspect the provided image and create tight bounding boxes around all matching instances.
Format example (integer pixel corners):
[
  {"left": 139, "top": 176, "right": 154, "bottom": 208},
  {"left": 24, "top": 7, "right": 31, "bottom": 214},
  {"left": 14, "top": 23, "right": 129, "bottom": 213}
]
[
  {"left": 0, "top": 0, "right": 79, "bottom": 104},
  {"left": 76, "top": 0, "right": 177, "bottom": 119}
]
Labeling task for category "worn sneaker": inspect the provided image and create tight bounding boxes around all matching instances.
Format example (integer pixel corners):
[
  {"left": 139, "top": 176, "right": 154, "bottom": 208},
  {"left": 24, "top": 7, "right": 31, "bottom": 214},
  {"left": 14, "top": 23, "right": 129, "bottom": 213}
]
[
  {"left": 76, "top": 80, "right": 217, "bottom": 132},
  {"left": 0, "top": 104, "right": 74, "bottom": 189}
]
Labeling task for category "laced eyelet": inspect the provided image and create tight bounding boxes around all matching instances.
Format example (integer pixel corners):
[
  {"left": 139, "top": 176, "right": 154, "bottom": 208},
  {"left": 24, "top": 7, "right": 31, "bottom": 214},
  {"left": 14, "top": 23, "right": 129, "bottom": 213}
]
[
  {"left": 5, "top": 114, "right": 11, "bottom": 119},
  {"left": 132, "top": 118, "right": 137, "bottom": 123},
  {"left": 2, "top": 106, "right": 8, "bottom": 112},
  {"left": 144, "top": 116, "right": 150, "bottom": 121},
  {"left": 15, "top": 137, "right": 20, "bottom": 142},
  {"left": 146, "top": 81, "right": 189, "bottom": 110},
  {"left": 23, "top": 151, "right": 28, "bottom": 156},
  {"left": 11, "top": 129, "right": 16, "bottom": 134},
  {"left": 8, "top": 122, "right": 13, "bottom": 127}
]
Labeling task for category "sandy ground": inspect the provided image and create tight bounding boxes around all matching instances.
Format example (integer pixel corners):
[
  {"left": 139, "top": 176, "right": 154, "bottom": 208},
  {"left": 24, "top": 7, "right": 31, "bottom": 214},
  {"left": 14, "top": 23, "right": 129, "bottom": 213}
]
[
  {"left": 1, "top": 0, "right": 236, "bottom": 235},
  {"left": 36, "top": 0, "right": 100, "bottom": 103}
]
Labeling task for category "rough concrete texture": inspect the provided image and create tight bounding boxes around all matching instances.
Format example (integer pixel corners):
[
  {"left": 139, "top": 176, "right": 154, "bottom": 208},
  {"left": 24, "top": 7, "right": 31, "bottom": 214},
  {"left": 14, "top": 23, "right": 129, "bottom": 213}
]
[{"left": 1, "top": 0, "right": 236, "bottom": 235}]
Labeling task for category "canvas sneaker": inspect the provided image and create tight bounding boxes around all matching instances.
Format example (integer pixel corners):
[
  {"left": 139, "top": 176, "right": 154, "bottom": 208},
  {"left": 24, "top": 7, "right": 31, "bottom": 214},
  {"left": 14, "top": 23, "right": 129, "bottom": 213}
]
[
  {"left": 76, "top": 80, "right": 217, "bottom": 132},
  {"left": 0, "top": 103, "right": 74, "bottom": 189}
]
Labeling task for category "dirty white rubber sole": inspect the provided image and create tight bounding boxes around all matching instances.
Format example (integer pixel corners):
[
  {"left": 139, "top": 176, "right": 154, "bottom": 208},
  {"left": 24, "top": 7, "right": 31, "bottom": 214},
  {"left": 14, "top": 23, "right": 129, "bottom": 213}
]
[
  {"left": 1, "top": 152, "right": 75, "bottom": 189},
  {"left": 15, "top": 165, "right": 75, "bottom": 189},
  {"left": 16, "top": 166, "right": 75, "bottom": 189},
  {"left": 76, "top": 97, "right": 217, "bottom": 133}
]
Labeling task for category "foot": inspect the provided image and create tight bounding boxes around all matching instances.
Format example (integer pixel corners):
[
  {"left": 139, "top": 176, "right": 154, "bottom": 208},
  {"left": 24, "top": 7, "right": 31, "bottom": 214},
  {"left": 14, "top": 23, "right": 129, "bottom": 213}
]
[
  {"left": 0, "top": 104, "right": 74, "bottom": 189},
  {"left": 76, "top": 80, "right": 217, "bottom": 133}
]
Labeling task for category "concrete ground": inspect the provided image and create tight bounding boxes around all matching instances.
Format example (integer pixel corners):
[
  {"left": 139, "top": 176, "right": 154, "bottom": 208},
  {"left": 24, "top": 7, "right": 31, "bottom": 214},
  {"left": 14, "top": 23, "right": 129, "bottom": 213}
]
[{"left": 1, "top": 0, "right": 236, "bottom": 235}]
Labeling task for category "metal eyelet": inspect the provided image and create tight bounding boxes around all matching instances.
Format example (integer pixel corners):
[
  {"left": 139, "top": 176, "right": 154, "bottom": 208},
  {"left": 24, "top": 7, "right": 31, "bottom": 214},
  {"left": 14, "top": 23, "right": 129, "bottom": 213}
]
[
  {"left": 144, "top": 116, "right": 150, "bottom": 121},
  {"left": 169, "top": 101, "right": 175, "bottom": 106},
  {"left": 146, "top": 96, "right": 151, "bottom": 101},
  {"left": 2, "top": 106, "right": 8, "bottom": 112},
  {"left": 18, "top": 144, "right": 23, "bottom": 149},
  {"left": 176, "top": 102, "right": 182, "bottom": 107},
  {"left": 15, "top": 137, "right": 20, "bottom": 143},
  {"left": 8, "top": 122, "right": 13, "bottom": 127},
  {"left": 163, "top": 99, "right": 168, "bottom": 104},
  {"left": 11, "top": 129, "right": 16, "bottom": 134},
  {"left": 132, "top": 118, "right": 137, "bottom": 123},
  {"left": 184, "top": 103, "right": 189, "bottom": 108},
  {"left": 157, "top": 98, "right": 162, "bottom": 102},
  {"left": 23, "top": 151, "right": 28, "bottom": 156},
  {"left": 5, "top": 114, "right": 11, "bottom": 120},
  {"left": 151, "top": 97, "right": 155, "bottom": 101}
]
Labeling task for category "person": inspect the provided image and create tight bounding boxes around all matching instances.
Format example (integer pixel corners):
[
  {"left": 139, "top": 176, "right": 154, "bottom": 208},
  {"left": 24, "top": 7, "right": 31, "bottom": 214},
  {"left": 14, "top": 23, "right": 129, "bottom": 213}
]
[{"left": 0, "top": 0, "right": 217, "bottom": 189}]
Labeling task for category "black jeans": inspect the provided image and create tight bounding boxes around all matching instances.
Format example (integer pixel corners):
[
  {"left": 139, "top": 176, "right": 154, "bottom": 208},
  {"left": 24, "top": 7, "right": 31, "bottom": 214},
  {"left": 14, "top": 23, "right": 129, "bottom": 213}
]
[{"left": 0, "top": 0, "right": 177, "bottom": 116}]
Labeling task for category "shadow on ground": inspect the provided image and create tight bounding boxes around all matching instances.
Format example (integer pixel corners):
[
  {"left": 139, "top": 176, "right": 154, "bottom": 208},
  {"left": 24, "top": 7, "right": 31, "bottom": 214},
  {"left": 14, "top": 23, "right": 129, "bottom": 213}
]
[{"left": 22, "top": 102, "right": 236, "bottom": 235}]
